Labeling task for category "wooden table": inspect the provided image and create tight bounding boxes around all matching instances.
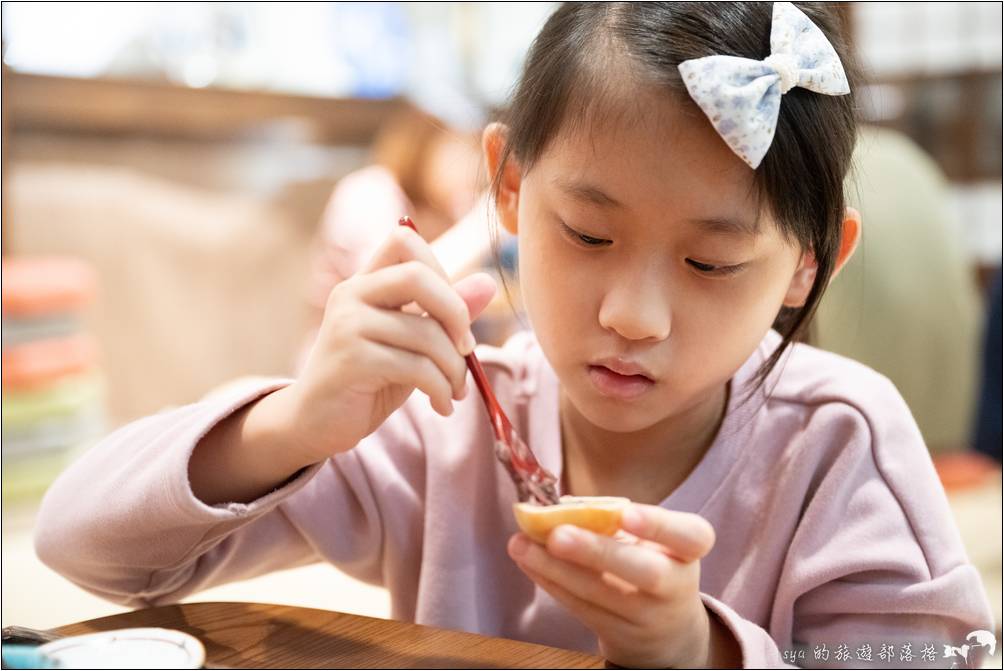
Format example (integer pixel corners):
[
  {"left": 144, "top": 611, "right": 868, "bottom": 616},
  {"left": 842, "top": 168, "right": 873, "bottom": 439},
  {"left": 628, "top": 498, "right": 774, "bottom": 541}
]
[{"left": 53, "top": 602, "right": 607, "bottom": 669}]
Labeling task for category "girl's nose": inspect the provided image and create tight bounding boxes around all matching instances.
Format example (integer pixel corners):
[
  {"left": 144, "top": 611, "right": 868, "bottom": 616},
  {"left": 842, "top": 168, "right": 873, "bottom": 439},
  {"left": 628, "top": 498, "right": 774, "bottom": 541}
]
[{"left": 597, "top": 275, "right": 671, "bottom": 342}]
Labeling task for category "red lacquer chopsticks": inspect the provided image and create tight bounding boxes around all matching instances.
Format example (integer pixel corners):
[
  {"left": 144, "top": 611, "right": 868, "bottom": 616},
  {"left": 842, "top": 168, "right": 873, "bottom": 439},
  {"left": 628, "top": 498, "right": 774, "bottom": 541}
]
[{"left": 398, "top": 216, "right": 559, "bottom": 505}]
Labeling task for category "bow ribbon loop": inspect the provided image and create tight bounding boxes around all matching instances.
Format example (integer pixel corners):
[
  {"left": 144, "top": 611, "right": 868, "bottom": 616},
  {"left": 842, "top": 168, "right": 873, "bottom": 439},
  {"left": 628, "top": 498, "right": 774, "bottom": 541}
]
[{"left": 677, "top": 2, "right": 850, "bottom": 168}]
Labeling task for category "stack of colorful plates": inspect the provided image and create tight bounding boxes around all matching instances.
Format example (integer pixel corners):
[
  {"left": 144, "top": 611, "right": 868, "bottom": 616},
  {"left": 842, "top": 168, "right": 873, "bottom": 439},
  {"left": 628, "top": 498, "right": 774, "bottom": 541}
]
[{"left": 2, "top": 257, "right": 105, "bottom": 503}]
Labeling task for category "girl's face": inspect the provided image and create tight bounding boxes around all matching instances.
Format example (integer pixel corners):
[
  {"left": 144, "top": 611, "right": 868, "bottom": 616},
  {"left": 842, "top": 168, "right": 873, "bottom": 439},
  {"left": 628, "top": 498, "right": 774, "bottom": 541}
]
[{"left": 490, "top": 91, "right": 817, "bottom": 434}]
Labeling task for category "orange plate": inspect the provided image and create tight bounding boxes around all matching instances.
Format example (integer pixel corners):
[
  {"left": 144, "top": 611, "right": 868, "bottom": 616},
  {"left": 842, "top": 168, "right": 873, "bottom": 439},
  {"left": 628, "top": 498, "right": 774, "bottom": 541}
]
[
  {"left": 2, "top": 257, "right": 96, "bottom": 316},
  {"left": 2, "top": 334, "right": 97, "bottom": 389}
]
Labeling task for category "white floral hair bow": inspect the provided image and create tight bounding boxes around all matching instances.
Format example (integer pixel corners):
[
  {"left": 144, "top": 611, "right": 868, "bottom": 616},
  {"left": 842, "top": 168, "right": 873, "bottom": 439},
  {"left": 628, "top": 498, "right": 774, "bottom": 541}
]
[{"left": 677, "top": 1, "right": 850, "bottom": 169}]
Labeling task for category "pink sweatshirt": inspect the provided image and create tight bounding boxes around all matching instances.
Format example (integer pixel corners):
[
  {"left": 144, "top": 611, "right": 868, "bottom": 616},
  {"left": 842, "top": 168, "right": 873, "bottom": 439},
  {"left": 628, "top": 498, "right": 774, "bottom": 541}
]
[{"left": 35, "top": 331, "right": 993, "bottom": 668}]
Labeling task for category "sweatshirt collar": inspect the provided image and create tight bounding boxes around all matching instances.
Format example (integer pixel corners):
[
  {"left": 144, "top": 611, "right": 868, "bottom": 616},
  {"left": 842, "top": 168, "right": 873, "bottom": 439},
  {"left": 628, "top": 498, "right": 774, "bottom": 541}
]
[{"left": 525, "top": 330, "right": 783, "bottom": 511}]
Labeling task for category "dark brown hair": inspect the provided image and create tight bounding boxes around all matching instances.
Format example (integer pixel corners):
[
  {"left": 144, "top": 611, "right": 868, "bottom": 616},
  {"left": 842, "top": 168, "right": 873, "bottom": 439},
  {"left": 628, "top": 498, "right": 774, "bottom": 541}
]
[
  {"left": 373, "top": 107, "right": 453, "bottom": 210},
  {"left": 490, "top": 2, "right": 860, "bottom": 384}
]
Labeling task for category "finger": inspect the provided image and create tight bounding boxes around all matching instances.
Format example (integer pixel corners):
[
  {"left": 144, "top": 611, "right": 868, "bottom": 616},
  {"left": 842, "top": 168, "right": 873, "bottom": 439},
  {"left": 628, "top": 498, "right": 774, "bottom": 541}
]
[
  {"left": 619, "top": 504, "right": 716, "bottom": 563},
  {"left": 361, "top": 308, "right": 469, "bottom": 400},
  {"left": 360, "top": 226, "right": 450, "bottom": 280},
  {"left": 354, "top": 261, "right": 475, "bottom": 355},
  {"left": 401, "top": 271, "right": 496, "bottom": 322},
  {"left": 514, "top": 555, "right": 634, "bottom": 636},
  {"left": 518, "top": 562, "right": 630, "bottom": 634},
  {"left": 367, "top": 341, "right": 456, "bottom": 416},
  {"left": 547, "top": 525, "right": 682, "bottom": 600},
  {"left": 451, "top": 272, "right": 497, "bottom": 322},
  {"left": 509, "top": 533, "right": 647, "bottom": 626}
]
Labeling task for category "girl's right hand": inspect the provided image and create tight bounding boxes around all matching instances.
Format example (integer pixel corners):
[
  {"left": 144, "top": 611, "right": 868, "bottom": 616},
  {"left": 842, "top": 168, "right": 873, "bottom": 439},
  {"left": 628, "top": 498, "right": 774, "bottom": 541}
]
[{"left": 282, "top": 225, "right": 498, "bottom": 467}]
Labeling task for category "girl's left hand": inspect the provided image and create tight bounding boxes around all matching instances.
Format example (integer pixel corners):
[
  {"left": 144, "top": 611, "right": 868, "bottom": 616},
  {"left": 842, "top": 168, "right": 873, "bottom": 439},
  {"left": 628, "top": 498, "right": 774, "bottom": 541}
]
[{"left": 507, "top": 504, "right": 729, "bottom": 668}]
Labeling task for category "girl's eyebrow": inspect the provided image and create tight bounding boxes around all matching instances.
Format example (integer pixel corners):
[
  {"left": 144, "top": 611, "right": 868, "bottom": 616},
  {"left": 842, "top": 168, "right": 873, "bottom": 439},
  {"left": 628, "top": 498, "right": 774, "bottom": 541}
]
[
  {"left": 689, "top": 216, "right": 760, "bottom": 237},
  {"left": 554, "top": 177, "right": 759, "bottom": 236},
  {"left": 553, "top": 178, "right": 623, "bottom": 209}
]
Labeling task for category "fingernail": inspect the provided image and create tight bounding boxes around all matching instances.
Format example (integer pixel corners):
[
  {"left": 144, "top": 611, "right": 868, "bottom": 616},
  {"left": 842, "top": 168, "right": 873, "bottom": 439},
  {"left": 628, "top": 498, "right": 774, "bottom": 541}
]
[
  {"left": 462, "top": 332, "right": 477, "bottom": 355},
  {"left": 510, "top": 536, "right": 529, "bottom": 558},
  {"left": 550, "top": 526, "right": 580, "bottom": 552},
  {"left": 621, "top": 506, "right": 642, "bottom": 530}
]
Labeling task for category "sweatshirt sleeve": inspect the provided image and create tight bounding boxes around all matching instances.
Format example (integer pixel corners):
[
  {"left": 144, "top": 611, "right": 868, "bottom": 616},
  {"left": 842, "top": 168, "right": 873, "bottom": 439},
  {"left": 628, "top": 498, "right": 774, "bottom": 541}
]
[
  {"left": 33, "top": 379, "right": 388, "bottom": 608},
  {"left": 705, "top": 390, "right": 995, "bottom": 669}
]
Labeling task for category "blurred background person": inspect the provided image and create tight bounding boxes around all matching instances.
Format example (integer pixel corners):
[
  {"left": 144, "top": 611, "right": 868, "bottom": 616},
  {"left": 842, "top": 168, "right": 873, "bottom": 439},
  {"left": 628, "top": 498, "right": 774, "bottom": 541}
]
[
  {"left": 816, "top": 125, "right": 984, "bottom": 457},
  {"left": 308, "top": 107, "right": 487, "bottom": 311},
  {"left": 300, "top": 106, "right": 519, "bottom": 369}
]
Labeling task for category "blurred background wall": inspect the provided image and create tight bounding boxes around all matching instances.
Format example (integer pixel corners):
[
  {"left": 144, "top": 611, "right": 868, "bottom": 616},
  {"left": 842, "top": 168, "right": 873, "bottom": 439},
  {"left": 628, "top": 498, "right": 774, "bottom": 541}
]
[{"left": 1, "top": 1, "right": 1001, "bottom": 639}]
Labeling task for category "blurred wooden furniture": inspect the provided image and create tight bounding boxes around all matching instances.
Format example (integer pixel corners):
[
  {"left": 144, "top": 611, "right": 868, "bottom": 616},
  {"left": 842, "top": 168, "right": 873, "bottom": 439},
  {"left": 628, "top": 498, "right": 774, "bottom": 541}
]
[
  {"left": 52, "top": 601, "right": 606, "bottom": 669},
  {"left": 866, "top": 70, "right": 1002, "bottom": 185},
  {"left": 1, "top": 72, "right": 404, "bottom": 426},
  {"left": 1, "top": 70, "right": 412, "bottom": 258},
  {"left": 4, "top": 71, "right": 410, "bottom": 143}
]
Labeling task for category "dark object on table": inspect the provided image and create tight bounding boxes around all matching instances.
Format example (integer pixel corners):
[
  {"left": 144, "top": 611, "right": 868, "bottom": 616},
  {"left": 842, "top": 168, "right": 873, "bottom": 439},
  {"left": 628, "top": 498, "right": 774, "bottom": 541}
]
[
  {"left": 972, "top": 268, "right": 1002, "bottom": 462},
  {"left": 1, "top": 625, "right": 61, "bottom": 647},
  {"left": 1, "top": 627, "right": 62, "bottom": 670}
]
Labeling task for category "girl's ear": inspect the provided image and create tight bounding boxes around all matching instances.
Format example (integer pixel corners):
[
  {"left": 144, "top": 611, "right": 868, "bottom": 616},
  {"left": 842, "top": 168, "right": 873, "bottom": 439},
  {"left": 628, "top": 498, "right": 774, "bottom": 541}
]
[
  {"left": 830, "top": 207, "right": 861, "bottom": 280},
  {"left": 782, "top": 207, "right": 861, "bottom": 308},
  {"left": 482, "top": 122, "right": 521, "bottom": 235},
  {"left": 782, "top": 250, "right": 818, "bottom": 308}
]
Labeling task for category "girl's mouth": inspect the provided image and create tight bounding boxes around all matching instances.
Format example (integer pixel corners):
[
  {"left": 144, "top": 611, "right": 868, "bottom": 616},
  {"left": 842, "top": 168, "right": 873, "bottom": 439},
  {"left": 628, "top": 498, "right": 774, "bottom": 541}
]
[{"left": 587, "top": 365, "right": 656, "bottom": 400}]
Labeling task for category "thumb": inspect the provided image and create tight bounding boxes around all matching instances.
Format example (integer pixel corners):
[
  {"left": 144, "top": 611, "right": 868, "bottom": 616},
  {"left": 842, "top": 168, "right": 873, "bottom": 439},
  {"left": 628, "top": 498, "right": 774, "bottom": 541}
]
[{"left": 453, "top": 272, "right": 498, "bottom": 322}]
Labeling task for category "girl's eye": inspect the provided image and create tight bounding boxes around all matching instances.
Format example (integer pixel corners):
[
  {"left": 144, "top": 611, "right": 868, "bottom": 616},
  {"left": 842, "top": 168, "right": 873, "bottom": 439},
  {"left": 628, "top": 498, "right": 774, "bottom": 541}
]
[
  {"left": 561, "top": 223, "right": 610, "bottom": 247},
  {"left": 686, "top": 258, "right": 744, "bottom": 276}
]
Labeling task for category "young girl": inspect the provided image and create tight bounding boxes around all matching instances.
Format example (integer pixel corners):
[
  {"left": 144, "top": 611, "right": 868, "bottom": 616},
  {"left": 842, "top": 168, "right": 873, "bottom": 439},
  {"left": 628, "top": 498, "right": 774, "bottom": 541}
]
[{"left": 36, "top": 3, "right": 993, "bottom": 668}]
